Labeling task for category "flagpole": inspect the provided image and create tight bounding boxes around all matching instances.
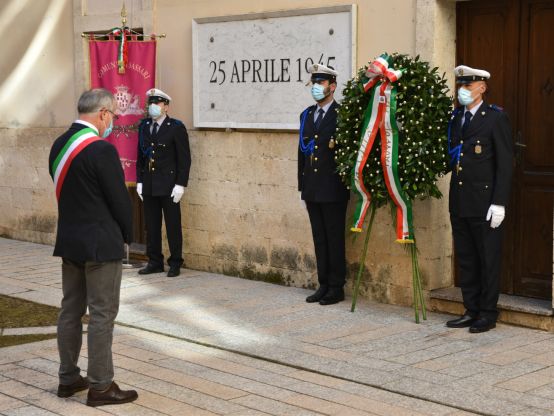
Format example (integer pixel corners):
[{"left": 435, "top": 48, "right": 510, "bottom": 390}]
[
  {"left": 80, "top": 1, "right": 166, "bottom": 39},
  {"left": 121, "top": 2, "right": 127, "bottom": 27}
]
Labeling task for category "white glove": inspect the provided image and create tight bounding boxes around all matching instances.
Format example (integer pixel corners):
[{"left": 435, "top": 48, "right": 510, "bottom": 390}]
[
  {"left": 300, "top": 193, "right": 306, "bottom": 209},
  {"left": 171, "top": 185, "right": 185, "bottom": 203},
  {"left": 136, "top": 183, "right": 143, "bottom": 201},
  {"left": 486, "top": 204, "right": 505, "bottom": 229}
]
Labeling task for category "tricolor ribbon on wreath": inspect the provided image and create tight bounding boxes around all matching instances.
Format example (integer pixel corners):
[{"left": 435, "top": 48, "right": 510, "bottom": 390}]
[{"left": 350, "top": 54, "right": 414, "bottom": 243}]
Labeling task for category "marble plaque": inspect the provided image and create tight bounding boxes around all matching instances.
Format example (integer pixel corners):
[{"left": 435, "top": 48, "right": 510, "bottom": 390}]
[{"left": 192, "top": 6, "right": 356, "bottom": 129}]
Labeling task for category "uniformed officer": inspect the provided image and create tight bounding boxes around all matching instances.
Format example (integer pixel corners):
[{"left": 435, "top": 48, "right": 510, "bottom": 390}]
[
  {"left": 446, "top": 65, "right": 513, "bottom": 333},
  {"left": 299, "top": 64, "right": 349, "bottom": 305},
  {"left": 136, "top": 88, "right": 191, "bottom": 277}
]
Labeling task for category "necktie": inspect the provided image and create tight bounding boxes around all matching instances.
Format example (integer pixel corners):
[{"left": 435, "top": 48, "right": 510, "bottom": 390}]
[
  {"left": 152, "top": 122, "right": 159, "bottom": 137},
  {"left": 462, "top": 111, "right": 472, "bottom": 135},
  {"left": 314, "top": 109, "right": 324, "bottom": 130}
]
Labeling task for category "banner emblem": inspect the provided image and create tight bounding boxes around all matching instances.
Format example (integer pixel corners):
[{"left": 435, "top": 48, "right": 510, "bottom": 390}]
[{"left": 114, "top": 85, "right": 143, "bottom": 116}]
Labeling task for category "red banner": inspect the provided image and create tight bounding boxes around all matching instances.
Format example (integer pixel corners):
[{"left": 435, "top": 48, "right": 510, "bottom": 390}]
[{"left": 89, "top": 38, "right": 156, "bottom": 184}]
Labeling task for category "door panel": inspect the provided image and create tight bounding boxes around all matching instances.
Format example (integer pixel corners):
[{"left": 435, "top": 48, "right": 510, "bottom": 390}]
[
  {"left": 521, "top": 2, "right": 554, "bottom": 170},
  {"left": 456, "top": 0, "right": 519, "bottom": 118},
  {"left": 128, "top": 187, "right": 147, "bottom": 256},
  {"left": 456, "top": 0, "right": 519, "bottom": 294},
  {"left": 456, "top": 0, "right": 554, "bottom": 299},
  {"left": 516, "top": 188, "right": 553, "bottom": 298},
  {"left": 513, "top": 0, "right": 554, "bottom": 298}
]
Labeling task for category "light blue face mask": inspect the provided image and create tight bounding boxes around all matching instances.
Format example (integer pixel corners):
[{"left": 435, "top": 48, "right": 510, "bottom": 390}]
[
  {"left": 102, "top": 119, "right": 113, "bottom": 139},
  {"left": 311, "top": 84, "right": 327, "bottom": 101},
  {"left": 457, "top": 87, "right": 474, "bottom": 106},
  {"left": 148, "top": 103, "right": 162, "bottom": 118}
]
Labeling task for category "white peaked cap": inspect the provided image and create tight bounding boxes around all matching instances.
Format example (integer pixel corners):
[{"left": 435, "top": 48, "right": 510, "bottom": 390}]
[
  {"left": 454, "top": 65, "right": 491, "bottom": 84},
  {"left": 146, "top": 88, "right": 172, "bottom": 102}
]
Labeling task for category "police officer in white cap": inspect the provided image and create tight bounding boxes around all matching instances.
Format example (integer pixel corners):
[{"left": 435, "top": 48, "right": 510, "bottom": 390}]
[
  {"left": 446, "top": 65, "right": 513, "bottom": 333},
  {"left": 136, "top": 88, "right": 191, "bottom": 277},
  {"left": 299, "top": 64, "right": 349, "bottom": 305}
]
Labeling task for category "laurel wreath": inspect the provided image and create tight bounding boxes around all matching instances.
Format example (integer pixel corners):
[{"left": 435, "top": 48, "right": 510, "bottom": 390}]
[
  {"left": 334, "top": 54, "right": 453, "bottom": 321},
  {"left": 335, "top": 54, "right": 452, "bottom": 206}
]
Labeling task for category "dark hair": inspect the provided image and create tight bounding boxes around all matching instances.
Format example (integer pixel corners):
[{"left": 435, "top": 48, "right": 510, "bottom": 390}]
[{"left": 483, "top": 81, "right": 490, "bottom": 97}]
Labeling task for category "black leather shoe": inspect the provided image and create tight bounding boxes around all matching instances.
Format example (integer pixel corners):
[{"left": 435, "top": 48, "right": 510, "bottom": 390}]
[
  {"left": 138, "top": 264, "right": 164, "bottom": 275},
  {"left": 319, "top": 288, "right": 345, "bottom": 305},
  {"left": 86, "top": 381, "right": 138, "bottom": 407},
  {"left": 306, "top": 286, "right": 328, "bottom": 303},
  {"left": 57, "top": 375, "right": 89, "bottom": 398},
  {"left": 167, "top": 266, "right": 180, "bottom": 277},
  {"left": 446, "top": 314, "right": 477, "bottom": 328},
  {"left": 469, "top": 318, "right": 496, "bottom": 333}
]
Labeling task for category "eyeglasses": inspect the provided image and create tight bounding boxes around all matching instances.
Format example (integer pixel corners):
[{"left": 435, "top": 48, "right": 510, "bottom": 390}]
[{"left": 102, "top": 108, "right": 119, "bottom": 121}]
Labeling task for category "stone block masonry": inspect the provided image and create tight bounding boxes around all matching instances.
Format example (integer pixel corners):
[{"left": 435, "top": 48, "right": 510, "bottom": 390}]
[
  {"left": 1, "top": 127, "right": 452, "bottom": 306},
  {"left": 0, "top": 127, "right": 61, "bottom": 246}
]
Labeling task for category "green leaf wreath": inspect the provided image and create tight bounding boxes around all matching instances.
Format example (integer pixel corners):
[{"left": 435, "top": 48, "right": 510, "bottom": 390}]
[{"left": 335, "top": 53, "right": 452, "bottom": 322}]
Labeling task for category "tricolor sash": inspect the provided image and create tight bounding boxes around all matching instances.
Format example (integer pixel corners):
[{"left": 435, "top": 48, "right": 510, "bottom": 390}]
[
  {"left": 51, "top": 127, "right": 101, "bottom": 201},
  {"left": 351, "top": 54, "right": 414, "bottom": 243}
]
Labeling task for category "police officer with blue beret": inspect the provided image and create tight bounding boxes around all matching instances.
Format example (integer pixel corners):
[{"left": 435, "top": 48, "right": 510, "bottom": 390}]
[
  {"left": 136, "top": 88, "right": 191, "bottom": 277},
  {"left": 446, "top": 65, "right": 513, "bottom": 333},
  {"left": 299, "top": 64, "right": 350, "bottom": 305}
]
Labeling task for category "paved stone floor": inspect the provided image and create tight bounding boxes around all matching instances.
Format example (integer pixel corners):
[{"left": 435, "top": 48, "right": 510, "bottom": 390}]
[{"left": 2, "top": 238, "right": 554, "bottom": 415}]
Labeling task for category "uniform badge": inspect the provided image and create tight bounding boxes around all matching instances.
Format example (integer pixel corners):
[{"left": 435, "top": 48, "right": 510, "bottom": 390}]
[
  {"left": 329, "top": 139, "right": 335, "bottom": 149},
  {"left": 474, "top": 144, "right": 482, "bottom": 154}
]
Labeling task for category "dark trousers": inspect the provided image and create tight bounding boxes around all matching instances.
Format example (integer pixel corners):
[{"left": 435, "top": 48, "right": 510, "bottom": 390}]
[
  {"left": 143, "top": 195, "right": 183, "bottom": 268},
  {"left": 450, "top": 214, "right": 504, "bottom": 321},
  {"left": 57, "top": 259, "right": 121, "bottom": 390},
  {"left": 306, "top": 201, "right": 348, "bottom": 289}
]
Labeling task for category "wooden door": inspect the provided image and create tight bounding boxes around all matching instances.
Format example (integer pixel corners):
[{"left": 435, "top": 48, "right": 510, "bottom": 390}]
[
  {"left": 456, "top": 0, "right": 554, "bottom": 299},
  {"left": 128, "top": 187, "right": 147, "bottom": 256}
]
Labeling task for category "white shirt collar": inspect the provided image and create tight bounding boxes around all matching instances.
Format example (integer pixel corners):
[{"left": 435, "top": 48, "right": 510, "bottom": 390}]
[
  {"left": 316, "top": 100, "right": 333, "bottom": 115},
  {"left": 465, "top": 100, "right": 483, "bottom": 117},
  {"left": 75, "top": 119, "right": 99, "bottom": 135},
  {"left": 152, "top": 114, "right": 167, "bottom": 125}
]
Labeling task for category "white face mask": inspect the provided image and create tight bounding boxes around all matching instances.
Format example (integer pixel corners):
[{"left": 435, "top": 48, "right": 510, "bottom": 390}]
[
  {"left": 311, "top": 84, "right": 327, "bottom": 101},
  {"left": 101, "top": 118, "right": 113, "bottom": 138},
  {"left": 148, "top": 103, "right": 163, "bottom": 119},
  {"left": 457, "top": 87, "right": 474, "bottom": 106}
]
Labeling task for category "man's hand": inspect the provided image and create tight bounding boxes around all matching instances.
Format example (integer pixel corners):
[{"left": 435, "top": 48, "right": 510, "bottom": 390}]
[
  {"left": 136, "top": 183, "right": 143, "bottom": 201},
  {"left": 486, "top": 204, "right": 505, "bottom": 229},
  {"left": 171, "top": 185, "right": 185, "bottom": 203}
]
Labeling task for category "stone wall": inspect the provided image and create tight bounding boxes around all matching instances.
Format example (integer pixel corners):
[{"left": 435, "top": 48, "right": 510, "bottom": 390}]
[
  {"left": 0, "top": 124, "right": 453, "bottom": 306},
  {"left": 0, "top": 0, "right": 459, "bottom": 309},
  {"left": 167, "top": 129, "right": 454, "bottom": 305},
  {"left": 0, "top": 128, "right": 60, "bottom": 245},
  {"left": 173, "top": 130, "right": 314, "bottom": 287}
]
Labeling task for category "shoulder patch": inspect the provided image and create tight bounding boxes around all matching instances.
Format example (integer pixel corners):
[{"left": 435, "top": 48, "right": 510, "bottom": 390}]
[
  {"left": 300, "top": 105, "right": 316, "bottom": 118},
  {"left": 451, "top": 107, "right": 463, "bottom": 118},
  {"left": 488, "top": 104, "right": 504, "bottom": 112},
  {"left": 170, "top": 118, "right": 184, "bottom": 126}
]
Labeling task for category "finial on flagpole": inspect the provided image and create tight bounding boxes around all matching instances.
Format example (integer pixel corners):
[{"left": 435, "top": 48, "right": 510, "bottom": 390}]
[{"left": 121, "top": 2, "right": 127, "bottom": 27}]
